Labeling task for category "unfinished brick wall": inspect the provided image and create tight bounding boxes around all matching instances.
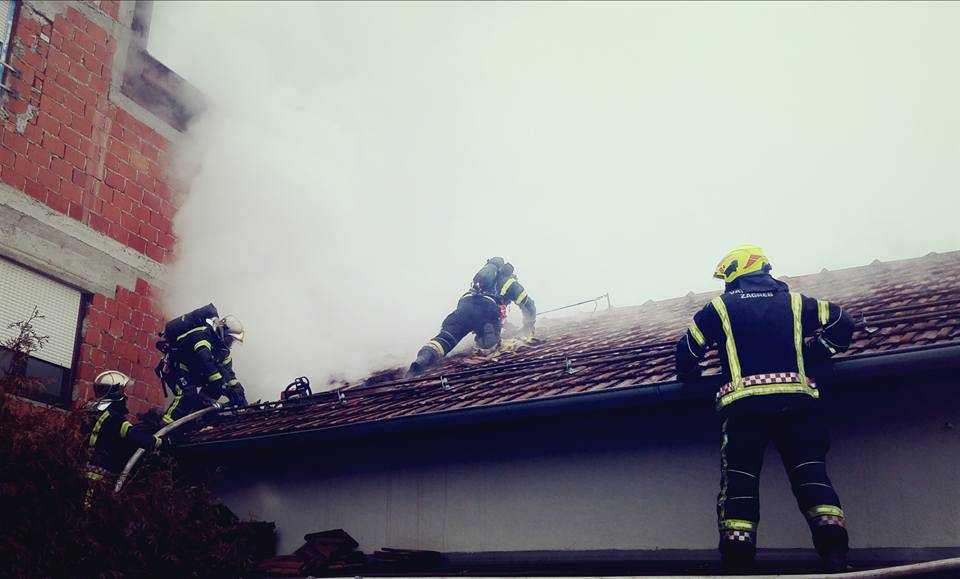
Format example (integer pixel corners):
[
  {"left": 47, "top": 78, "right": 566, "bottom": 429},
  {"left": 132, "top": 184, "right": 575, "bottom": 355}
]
[
  {"left": 0, "top": 1, "right": 183, "bottom": 415},
  {"left": 77, "top": 280, "right": 167, "bottom": 413}
]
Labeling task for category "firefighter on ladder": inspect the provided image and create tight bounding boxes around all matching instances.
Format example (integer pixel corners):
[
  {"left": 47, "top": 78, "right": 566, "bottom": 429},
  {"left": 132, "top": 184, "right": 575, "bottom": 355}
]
[
  {"left": 158, "top": 304, "right": 248, "bottom": 425},
  {"left": 408, "top": 257, "right": 536, "bottom": 376},
  {"left": 84, "top": 370, "right": 165, "bottom": 507},
  {"left": 675, "top": 246, "right": 855, "bottom": 573}
]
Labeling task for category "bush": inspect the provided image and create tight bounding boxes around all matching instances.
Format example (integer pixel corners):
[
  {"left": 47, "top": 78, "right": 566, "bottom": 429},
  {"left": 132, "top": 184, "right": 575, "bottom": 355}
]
[{"left": 0, "top": 312, "right": 267, "bottom": 578}]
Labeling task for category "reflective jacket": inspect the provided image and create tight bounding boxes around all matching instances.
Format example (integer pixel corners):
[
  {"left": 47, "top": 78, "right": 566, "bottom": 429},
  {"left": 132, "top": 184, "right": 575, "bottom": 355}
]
[
  {"left": 464, "top": 275, "right": 536, "bottom": 326},
  {"left": 86, "top": 402, "right": 162, "bottom": 475},
  {"left": 171, "top": 327, "right": 239, "bottom": 393},
  {"left": 675, "top": 273, "right": 854, "bottom": 415},
  {"left": 162, "top": 305, "right": 239, "bottom": 394}
]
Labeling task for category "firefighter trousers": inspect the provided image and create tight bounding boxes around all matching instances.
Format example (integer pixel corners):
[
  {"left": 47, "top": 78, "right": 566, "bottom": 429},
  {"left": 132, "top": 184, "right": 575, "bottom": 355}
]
[
  {"left": 717, "top": 408, "right": 848, "bottom": 564},
  {"left": 83, "top": 464, "right": 115, "bottom": 509},
  {"left": 162, "top": 383, "right": 221, "bottom": 425},
  {"left": 429, "top": 295, "right": 502, "bottom": 355}
]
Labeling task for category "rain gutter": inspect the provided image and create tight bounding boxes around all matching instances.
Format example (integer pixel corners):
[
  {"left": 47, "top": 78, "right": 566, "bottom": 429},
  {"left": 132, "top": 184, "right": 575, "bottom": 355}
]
[{"left": 178, "top": 342, "right": 960, "bottom": 456}]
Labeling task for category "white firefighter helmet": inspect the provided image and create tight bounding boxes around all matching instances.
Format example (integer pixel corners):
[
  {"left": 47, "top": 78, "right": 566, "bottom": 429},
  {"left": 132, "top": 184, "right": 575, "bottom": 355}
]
[
  {"left": 93, "top": 370, "right": 132, "bottom": 410},
  {"left": 217, "top": 314, "right": 245, "bottom": 344}
]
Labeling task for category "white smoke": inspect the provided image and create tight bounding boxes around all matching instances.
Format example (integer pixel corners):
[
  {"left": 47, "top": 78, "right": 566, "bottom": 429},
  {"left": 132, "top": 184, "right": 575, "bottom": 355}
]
[{"left": 151, "top": 2, "right": 960, "bottom": 401}]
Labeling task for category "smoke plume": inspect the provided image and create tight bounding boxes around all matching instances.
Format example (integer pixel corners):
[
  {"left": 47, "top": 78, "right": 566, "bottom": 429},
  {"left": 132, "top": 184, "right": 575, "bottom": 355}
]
[{"left": 151, "top": 2, "right": 960, "bottom": 400}]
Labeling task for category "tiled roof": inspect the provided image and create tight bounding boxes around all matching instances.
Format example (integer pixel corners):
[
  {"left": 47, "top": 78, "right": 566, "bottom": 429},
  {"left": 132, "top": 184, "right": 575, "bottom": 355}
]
[{"left": 186, "top": 251, "right": 960, "bottom": 445}]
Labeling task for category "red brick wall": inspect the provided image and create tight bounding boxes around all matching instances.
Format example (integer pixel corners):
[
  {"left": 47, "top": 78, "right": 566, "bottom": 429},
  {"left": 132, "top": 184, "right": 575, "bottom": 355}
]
[
  {"left": 76, "top": 279, "right": 167, "bottom": 415},
  {"left": 0, "top": 2, "right": 179, "bottom": 415}
]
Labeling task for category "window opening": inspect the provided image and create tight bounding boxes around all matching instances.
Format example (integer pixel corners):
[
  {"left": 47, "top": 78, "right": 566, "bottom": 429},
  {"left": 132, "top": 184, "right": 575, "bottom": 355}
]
[
  {"left": 0, "top": 257, "right": 84, "bottom": 406},
  {"left": 0, "top": 0, "right": 18, "bottom": 93}
]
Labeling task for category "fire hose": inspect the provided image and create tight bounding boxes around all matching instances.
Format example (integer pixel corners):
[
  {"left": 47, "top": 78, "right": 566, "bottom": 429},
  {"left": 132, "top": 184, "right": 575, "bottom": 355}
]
[
  {"left": 113, "top": 404, "right": 223, "bottom": 493},
  {"left": 537, "top": 293, "right": 611, "bottom": 317}
]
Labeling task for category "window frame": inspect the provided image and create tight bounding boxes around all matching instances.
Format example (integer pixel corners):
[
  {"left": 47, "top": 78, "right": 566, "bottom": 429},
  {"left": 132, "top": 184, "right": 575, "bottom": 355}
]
[
  {"left": 0, "top": 0, "right": 18, "bottom": 94},
  {"left": 0, "top": 258, "right": 87, "bottom": 408}
]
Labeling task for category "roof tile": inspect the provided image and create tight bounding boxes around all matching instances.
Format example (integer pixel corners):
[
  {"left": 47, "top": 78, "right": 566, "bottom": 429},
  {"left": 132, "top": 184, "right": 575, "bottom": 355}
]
[{"left": 187, "top": 251, "right": 960, "bottom": 444}]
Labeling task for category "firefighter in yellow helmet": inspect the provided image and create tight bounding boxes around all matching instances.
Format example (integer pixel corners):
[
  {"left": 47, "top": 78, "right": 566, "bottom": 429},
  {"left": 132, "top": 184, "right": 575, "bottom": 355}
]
[{"left": 675, "top": 246, "right": 855, "bottom": 573}]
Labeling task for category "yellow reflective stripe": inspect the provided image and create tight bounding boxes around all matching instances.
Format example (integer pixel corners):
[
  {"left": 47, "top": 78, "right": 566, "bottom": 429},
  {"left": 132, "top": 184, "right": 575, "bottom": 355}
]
[
  {"left": 227, "top": 378, "right": 239, "bottom": 386},
  {"left": 222, "top": 356, "right": 232, "bottom": 365},
  {"left": 817, "top": 299, "right": 830, "bottom": 326},
  {"left": 711, "top": 297, "right": 742, "bottom": 389},
  {"left": 163, "top": 395, "right": 182, "bottom": 424},
  {"left": 86, "top": 471, "right": 104, "bottom": 481},
  {"left": 120, "top": 421, "right": 132, "bottom": 438},
  {"left": 178, "top": 363, "right": 190, "bottom": 371},
  {"left": 427, "top": 340, "right": 445, "bottom": 355},
  {"left": 719, "top": 519, "right": 756, "bottom": 531},
  {"left": 88, "top": 410, "right": 110, "bottom": 449},
  {"left": 718, "top": 383, "right": 819, "bottom": 408},
  {"left": 819, "top": 336, "right": 837, "bottom": 355},
  {"left": 807, "top": 505, "right": 844, "bottom": 518},
  {"left": 514, "top": 290, "right": 527, "bottom": 304},
  {"left": 499, "top": 278, "right": 516, "bottom": 296},
  {"left": 481, "top": 295, "right": 498, "bottom": 305},
  {"left": 176, "top": 326, "right": 207, "bottom": 341},
  {"left": 208, "top": 372, "right": 223, "bottom": 382},
  {"left": 688, "top": 320, "right": 706, "bottom": 347},
  {"left": 194, "top": 340, "right": 212, "bottom": 351},
  {"left": 154, "top": 437, "right": 162, "bottom": 450},
  {"left": 790, "top": 292, "right": 808, "bottom": 385}
]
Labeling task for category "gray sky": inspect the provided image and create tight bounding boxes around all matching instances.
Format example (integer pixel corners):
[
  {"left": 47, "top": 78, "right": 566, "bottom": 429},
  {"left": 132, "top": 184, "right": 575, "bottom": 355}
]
[{"left": 148, "top": 1, "right": 960, "bottom": 400}]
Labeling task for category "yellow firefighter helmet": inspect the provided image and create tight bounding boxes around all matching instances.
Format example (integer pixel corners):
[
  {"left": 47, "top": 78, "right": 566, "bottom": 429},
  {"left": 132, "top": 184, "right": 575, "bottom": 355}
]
[{"left": 713, "top": 245, "right": 771, "bottom": 283}]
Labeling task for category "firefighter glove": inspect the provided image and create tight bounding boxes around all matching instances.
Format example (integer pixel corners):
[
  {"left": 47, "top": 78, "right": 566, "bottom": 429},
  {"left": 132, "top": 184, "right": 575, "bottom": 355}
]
[
  {"left": 521, "top": 321, "right": 536, "bottom": 337},
  {"left": 804, "top": 336, "right": 836, "bottom": 365},
  {"left": 225, "top": 383, "right": 248, "bottom": 407}
]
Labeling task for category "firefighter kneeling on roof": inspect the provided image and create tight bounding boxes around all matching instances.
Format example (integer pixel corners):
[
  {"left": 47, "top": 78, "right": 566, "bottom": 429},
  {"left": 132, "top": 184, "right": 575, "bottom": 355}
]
[
  {"left": 408, "top": 257, "right": 536, "bottom": 376},
  {"left": 157, "top": 304, "right": 248, "bottom": 425},
  {"left": 675, "top": 246, "right": 855, "bottom": 574},
  {"left": 84, "top": 370, "right": 165, "bottom": 506}
]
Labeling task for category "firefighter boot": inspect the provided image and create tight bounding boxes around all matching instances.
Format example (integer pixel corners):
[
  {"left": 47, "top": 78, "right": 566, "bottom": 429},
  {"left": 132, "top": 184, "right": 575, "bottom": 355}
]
[
  {"left": 719, "top": 537, "right": 756, "bottom": 574},
  {"left": 814, "top": 525, "right": 849, "bottom": 573},
  {"left": 408, "top": 346, "right": 440, "bottom": 377},
  {"left": 476, "top": 322, "right": 500, "bottom": 351}
]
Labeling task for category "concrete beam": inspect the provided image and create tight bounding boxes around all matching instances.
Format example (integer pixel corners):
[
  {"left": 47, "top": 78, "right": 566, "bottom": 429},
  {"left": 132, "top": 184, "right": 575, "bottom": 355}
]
[{"left": 0, "top": 183, "right": 166, "bottom": 296}]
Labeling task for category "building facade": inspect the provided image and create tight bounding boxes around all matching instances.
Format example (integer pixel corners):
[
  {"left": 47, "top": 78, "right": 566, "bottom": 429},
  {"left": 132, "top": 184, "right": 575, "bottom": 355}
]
[
  {"left": 206, "top": 378, "right": 960, "bottom": 558},
  {"left": 182, "top": 252, "right": 960, "bottom": 563},
  {"left": 0, "top": 0, "right": 194, "bottom": 414}
]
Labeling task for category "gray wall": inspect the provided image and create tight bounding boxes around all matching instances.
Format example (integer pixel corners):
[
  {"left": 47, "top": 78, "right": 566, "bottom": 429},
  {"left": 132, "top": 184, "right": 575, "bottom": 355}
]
[{"left": 206, "top": 376, "right": 960, "bottom": 555}]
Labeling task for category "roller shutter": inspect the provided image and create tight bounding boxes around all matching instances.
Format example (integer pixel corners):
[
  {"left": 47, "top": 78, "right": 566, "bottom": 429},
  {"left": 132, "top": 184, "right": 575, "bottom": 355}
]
[{"left": 0, "top": 256, "right": 82, "bottom": 369}]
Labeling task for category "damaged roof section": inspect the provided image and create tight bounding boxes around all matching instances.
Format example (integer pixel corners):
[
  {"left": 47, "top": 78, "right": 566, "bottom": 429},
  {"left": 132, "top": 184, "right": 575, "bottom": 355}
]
[{"left": 184, "top": 251, "right": 960, "bottom": 446}]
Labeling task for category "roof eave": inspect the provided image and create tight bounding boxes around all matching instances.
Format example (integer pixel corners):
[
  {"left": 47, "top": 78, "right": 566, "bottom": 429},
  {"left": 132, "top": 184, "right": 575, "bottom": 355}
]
[{"left": 178, "top": 342, "right": 960, "bottom": 456}]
